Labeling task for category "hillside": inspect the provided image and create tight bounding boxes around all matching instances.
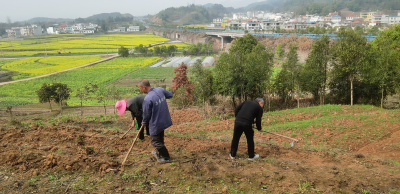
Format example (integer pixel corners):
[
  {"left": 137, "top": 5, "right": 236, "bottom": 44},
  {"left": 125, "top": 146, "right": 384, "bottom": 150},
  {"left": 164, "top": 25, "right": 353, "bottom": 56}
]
[
  {"left": 26, "top": 17, "right": 73, "bottom": 23},
  {"left": 0, "top": 105, "right": 399, "bottom": 193},
  {"left": 151, "top": 4, "right": 231, "bottom": 25},
  {"left": 85, "top": 12, "right": 133, "bottom": 20},
  {"left": 272, "top": 0, "right": 400, "bottom": 15}
]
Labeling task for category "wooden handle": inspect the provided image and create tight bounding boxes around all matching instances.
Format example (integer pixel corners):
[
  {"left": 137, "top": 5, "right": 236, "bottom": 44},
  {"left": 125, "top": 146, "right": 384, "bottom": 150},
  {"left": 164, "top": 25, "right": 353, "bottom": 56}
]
[
  {"left": 120, "top": 126, "right": 134, "bottom": 139},
  {"left": 260, "top": 131, "right": 299, "bottom": 142},
  {"left": 121, "top": 125, "right": 144, "bottom": 166}
]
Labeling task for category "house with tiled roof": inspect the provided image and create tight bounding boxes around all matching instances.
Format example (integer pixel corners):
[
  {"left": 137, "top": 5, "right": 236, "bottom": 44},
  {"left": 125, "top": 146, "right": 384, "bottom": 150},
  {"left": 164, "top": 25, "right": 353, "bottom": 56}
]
[{"left": 346, "top": 14, "right": 357, "bottom": 21}]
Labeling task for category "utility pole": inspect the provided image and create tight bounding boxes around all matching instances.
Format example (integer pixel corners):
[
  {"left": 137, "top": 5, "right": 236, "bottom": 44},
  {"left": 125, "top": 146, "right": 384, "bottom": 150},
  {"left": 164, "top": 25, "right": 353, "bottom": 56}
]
[{"left": 45, "top": 44, "right": 47, "bottom": 57}]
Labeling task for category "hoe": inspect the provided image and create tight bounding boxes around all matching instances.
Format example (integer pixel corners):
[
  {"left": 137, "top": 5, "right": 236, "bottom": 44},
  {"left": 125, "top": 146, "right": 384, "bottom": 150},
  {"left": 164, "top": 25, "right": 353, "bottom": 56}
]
[{"left": 257, "top": 129, "right": 299, "bottom": 147}]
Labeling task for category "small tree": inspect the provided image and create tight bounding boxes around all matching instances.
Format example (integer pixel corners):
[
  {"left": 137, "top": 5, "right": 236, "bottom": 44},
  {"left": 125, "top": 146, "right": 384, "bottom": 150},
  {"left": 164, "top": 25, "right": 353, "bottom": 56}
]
[
  {"left": 36, "top": 83, "right": 56, "bottom": 110},
  {"left": 96, "top": 87, "right": 109, "bottom": 115},
  {"left": 332, "top": 29, "right": 368, "bottom": 106},
  {"left": 76, "top": 83, "right": 98, "bottom": 116},
  {"left": 108, "top": 85, "right": 122, "bottom": 114},
  {"left": 118, "top": 46, "right": 129, "bottom": 57},
  {"left": 190, "top": 60, "right": 214, "bottom": 105},
  {"left": 53, "top": 83, "right": 71, "bottom": 115},
  {"left": 172, "top": 63, "right": 194, "bottom": 108},
  {"left": 275, "top": 44, "right": 285, "bottom": 59}
]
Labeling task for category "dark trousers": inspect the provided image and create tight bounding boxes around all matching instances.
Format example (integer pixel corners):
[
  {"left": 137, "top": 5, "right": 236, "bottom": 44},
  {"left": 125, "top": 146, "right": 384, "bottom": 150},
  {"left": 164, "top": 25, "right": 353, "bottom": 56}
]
[
  {"left": 230, "top": 121, "right": 255, "bottom": 158},
  {"left": 151, "top": 130, "right": 170, "bottom": 159},
  {"left": 135, "top": 116, "right": 150, "bottom": 140}
]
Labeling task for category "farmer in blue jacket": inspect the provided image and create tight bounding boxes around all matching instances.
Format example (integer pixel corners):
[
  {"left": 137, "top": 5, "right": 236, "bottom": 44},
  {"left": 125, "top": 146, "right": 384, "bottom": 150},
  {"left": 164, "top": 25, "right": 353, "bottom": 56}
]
[{"left": 138, "top": 79, "right": 173, "bottom": 163}]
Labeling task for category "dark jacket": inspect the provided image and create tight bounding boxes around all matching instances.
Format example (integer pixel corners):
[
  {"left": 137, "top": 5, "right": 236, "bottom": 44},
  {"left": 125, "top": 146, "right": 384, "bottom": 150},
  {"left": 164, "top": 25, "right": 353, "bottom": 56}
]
[
  {"left": 234, "top": 101, "right": 263, "bottom": 131},
  {"left": 126, "top": 95, "right": 146, "bottom": 119},
  {"left": 142, "top": 87, "right": 173, "bottom": 135}
]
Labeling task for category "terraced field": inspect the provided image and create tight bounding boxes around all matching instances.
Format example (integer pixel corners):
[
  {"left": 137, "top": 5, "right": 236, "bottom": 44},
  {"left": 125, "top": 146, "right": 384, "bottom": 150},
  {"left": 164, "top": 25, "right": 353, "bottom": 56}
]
[
  {"left": 0, "top": 56, "right": 103, "bottom": 80},
  {"left": 0, "top": 57, "right": 161, "bottom": 107},
  {"left": 0, "top": 34, "right": 170, "bottom": 57}
]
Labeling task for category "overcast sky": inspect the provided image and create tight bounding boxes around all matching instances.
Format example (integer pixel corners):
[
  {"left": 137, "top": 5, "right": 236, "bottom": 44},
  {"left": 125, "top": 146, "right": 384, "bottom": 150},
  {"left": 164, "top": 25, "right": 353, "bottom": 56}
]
[{"left": 0, "top": 0, "right": 261, "bottom": 23}]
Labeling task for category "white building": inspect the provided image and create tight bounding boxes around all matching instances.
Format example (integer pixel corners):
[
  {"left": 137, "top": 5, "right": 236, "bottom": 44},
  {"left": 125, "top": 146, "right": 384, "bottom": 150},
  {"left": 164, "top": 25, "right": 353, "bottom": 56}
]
[
  {"left": 46, "top": 27, "right": 59, "bottom": 34},
  {"left": 33, "top": 26, "right": 42, "bottom": 36},
  {"left": 127, "top": 26, "right": 140, "bottom": 31},
  {"left": 81, "top": 29, "right": 95, "bottom": 34},
  {"left": 331, "top": 15, "right": 342, "bottom": 23}
]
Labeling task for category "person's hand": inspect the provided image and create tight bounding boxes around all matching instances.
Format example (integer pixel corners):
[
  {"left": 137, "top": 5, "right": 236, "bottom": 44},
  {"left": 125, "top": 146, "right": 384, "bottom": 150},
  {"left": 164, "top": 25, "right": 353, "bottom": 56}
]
[{"left": 130, "top": 123, "right": 136, "bottom": 129}]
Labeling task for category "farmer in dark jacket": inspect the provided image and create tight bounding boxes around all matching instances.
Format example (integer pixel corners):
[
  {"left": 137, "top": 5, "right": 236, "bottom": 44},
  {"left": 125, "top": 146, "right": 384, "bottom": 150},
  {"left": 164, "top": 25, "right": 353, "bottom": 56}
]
[
  {"left": 139, "top": 79, "right": 173, "bottom": 163},
  {"left": 115, "top": 95, "right": 150, "bottom": 140},
  {"left": 229, "top": 98, "right": 264, "bottom": 160}
]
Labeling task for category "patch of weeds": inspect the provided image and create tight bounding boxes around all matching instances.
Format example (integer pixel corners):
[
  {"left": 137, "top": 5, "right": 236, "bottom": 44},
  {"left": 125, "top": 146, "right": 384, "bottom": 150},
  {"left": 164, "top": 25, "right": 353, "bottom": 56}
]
[
  {"left": 186, "top": 186, "right": 191, "bottom": 192},
  {"left": 48, "top": 175, "right": 58, "bottom": 182},
  {"left": 170, "top": 162, "right": 176, "bottom": 167},
  {"left": 34, "top": 120, "right": 45, "bottom": 126},
  {"left": 298, "top": 180, "right": 312, "bottom": 193},
  {"left": 388, "top": 190, "right": 400, "bottom": 194},
  {"left": 362, "top": 189, "right": 370, "bottom": 194},
  {"left": 265, "top": 157, "right": 277, "bottom": 164},
  {"left": 28, "top": 176, "right": 39, "bottom": 185}
]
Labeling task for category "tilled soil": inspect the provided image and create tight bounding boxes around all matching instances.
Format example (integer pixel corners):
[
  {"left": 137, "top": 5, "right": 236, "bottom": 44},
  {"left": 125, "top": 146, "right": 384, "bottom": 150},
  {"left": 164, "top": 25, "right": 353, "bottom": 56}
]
[{"left": 1, "top": 121, "right": 400, "bottom": 193}]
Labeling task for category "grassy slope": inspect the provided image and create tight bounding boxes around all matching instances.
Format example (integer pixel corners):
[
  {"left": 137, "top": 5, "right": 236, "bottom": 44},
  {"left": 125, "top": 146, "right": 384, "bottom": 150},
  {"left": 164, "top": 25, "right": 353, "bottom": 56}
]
[{"left": 0, "top": 105, "right": 399, "bottom": 193}]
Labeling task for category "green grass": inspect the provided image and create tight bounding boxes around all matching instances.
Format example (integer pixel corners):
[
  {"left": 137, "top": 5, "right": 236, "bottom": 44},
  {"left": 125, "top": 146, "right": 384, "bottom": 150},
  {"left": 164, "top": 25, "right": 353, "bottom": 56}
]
[
  {"left": 0, "top": 57, "right": 160, "bottom": 107},
  {"left": 130, "top": 67, "right": 175, "bottom": 79}
]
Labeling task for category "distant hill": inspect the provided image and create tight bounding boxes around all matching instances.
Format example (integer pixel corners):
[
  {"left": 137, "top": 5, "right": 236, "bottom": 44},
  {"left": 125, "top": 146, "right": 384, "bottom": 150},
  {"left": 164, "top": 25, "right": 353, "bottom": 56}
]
[
  {"left": 85, "top": 12, "right": 133, "bottom": 20},
  {"left": 152, "top": 4, "right": 231, "bottom": 25},
  {"left": 26, "top": 17, "right": 73, "bottom": 23}
]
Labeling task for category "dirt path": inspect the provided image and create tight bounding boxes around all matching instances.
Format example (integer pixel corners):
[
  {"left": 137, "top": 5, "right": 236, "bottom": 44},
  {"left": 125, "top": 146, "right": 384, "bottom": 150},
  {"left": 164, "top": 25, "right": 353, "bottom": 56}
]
[{"left": 0, "top": 54, "right": 118, "bottom": 86}]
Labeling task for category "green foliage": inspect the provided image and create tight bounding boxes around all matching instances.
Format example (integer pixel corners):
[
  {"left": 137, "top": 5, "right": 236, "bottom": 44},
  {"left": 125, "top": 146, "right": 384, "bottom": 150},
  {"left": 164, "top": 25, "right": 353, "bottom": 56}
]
[
  {"left": 36, "top": 83, "right": 71, "bottom": 110},
  {"left": 300, "top": 36, "right": 331, "bottom": 104},
  {"left": 366, "top": 24, "right": 400, "bottom": 107},
  {"left": 275, "top": 44, "right": 285, "bottom": 59},
  {"left": 213, "top": 34, "right": 274, "bottom": 104},
  {"left": 134, "top": 44, "right": 148, "bottom": 55},
  {"left": 118, "top": 46, "right": 129, "bottom": 57},
  {"left": 190, "top": 60, "right": 214, "bottom": 105},
  {"left": 330, "top": 28, "right": 368, "bottom": 106},
  {"left": 156, "top": 4, "right": 230, "bottom": 25}
]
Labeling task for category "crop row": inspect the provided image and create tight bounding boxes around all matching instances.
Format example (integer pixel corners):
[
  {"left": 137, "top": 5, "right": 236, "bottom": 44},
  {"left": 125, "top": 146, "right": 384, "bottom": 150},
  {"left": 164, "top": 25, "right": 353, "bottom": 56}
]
[
  {"left": 0, "top": 56, "right": 103, "bottom": 79},
  {"left": 0, "top": 34, "right": 169, "bottom": 50},
  {"left": 0, "top": 57, "right": 161, "bottom": 106},
  {"left": 0, "top": 49, "right": 114, "bottom": 57}
]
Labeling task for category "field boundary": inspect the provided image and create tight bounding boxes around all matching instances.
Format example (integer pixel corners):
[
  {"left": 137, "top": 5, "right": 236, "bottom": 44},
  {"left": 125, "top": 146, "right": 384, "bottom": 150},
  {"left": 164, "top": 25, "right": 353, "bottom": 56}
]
[{"left": 0, "top": 54, "right": 119, "bottom": 86}]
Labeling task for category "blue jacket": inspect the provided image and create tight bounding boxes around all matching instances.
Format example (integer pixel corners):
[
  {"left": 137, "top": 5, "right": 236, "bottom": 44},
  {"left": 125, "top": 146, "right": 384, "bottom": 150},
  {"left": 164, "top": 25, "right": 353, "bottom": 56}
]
[{"left": 142, "top": 87, "right": 173, "bottom": 135}]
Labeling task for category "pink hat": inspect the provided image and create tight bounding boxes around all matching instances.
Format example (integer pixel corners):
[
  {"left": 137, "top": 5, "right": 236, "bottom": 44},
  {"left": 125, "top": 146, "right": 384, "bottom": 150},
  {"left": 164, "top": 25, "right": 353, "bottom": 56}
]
[{"left": 115, "top": 99, "right": 127, "bottom": 116}]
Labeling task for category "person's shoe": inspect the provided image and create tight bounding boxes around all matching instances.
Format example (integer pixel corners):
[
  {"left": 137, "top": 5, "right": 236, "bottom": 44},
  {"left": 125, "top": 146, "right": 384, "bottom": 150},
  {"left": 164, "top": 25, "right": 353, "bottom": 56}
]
[
  {"left": 152, "top": 151, "right": 171, "bottom": 163},
  {"left": 229, "top": 153, "right": 235, "bottom": 160},
  {"left": 157, "top": 157, "right": 171, "bottom": 164},
  {"left": 248, "top": 154, "right": 260, "bottom": 161}
]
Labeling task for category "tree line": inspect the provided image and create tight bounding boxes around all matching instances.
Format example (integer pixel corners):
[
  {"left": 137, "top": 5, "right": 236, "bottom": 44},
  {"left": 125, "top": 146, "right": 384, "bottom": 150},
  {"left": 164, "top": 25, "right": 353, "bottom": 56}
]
[
  {"left": 173, "top": 25, "right": 400, "bottom": 110},
  {"left": 36, "top": 82, "right": 139, "bottom": 115}
]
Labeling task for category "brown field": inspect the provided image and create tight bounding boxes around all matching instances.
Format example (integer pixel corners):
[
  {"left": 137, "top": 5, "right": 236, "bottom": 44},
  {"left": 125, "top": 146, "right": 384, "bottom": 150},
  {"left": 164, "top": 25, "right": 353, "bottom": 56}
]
[{"left": 0, "top": 104, "right": 399, "bottom": 193}]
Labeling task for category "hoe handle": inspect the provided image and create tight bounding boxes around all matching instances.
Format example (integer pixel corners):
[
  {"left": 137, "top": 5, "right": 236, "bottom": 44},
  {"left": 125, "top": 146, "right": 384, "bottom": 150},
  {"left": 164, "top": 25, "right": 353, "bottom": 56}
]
[
  {"left": 120, "top": 126, "right": 134, "bottom": 139},
  {"left": 122, "top": 125, "right": 144, "bottom": 166},
  {"left": 260, "top": 130, "right": 299, "bottom": 142}
]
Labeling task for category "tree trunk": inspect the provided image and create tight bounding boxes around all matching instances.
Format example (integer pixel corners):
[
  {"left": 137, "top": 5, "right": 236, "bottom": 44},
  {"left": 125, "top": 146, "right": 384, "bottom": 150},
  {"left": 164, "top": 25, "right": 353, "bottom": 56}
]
[
  {"left": 268, "top": 93, "right": 271, "bottom": 112},
  {"left": 297, "top": 86, "right": 300, "bottom": 108},
  {"left": 81, "top": 100, "right": 83, "bottom": 117},
  {"left": 104, "top": 103, "right": 107, "bottom": 115},
  {"left": 59, "top": 101, "right": 63, "bottom": 115},
  {"left": 350, "top": 76, "right": 354, "bottom": 106},
  {"left": 381, "top": 87, "right": 384, "bottom": 109},
  {"left": 48, "top": 101, "right": 52, "bottom": 110}
]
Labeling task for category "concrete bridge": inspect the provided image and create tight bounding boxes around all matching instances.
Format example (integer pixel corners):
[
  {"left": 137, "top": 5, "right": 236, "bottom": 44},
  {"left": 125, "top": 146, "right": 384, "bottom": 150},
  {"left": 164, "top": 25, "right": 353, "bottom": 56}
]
[{"left": 206, "top": 32, "right": 245, "bottom": 50}]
